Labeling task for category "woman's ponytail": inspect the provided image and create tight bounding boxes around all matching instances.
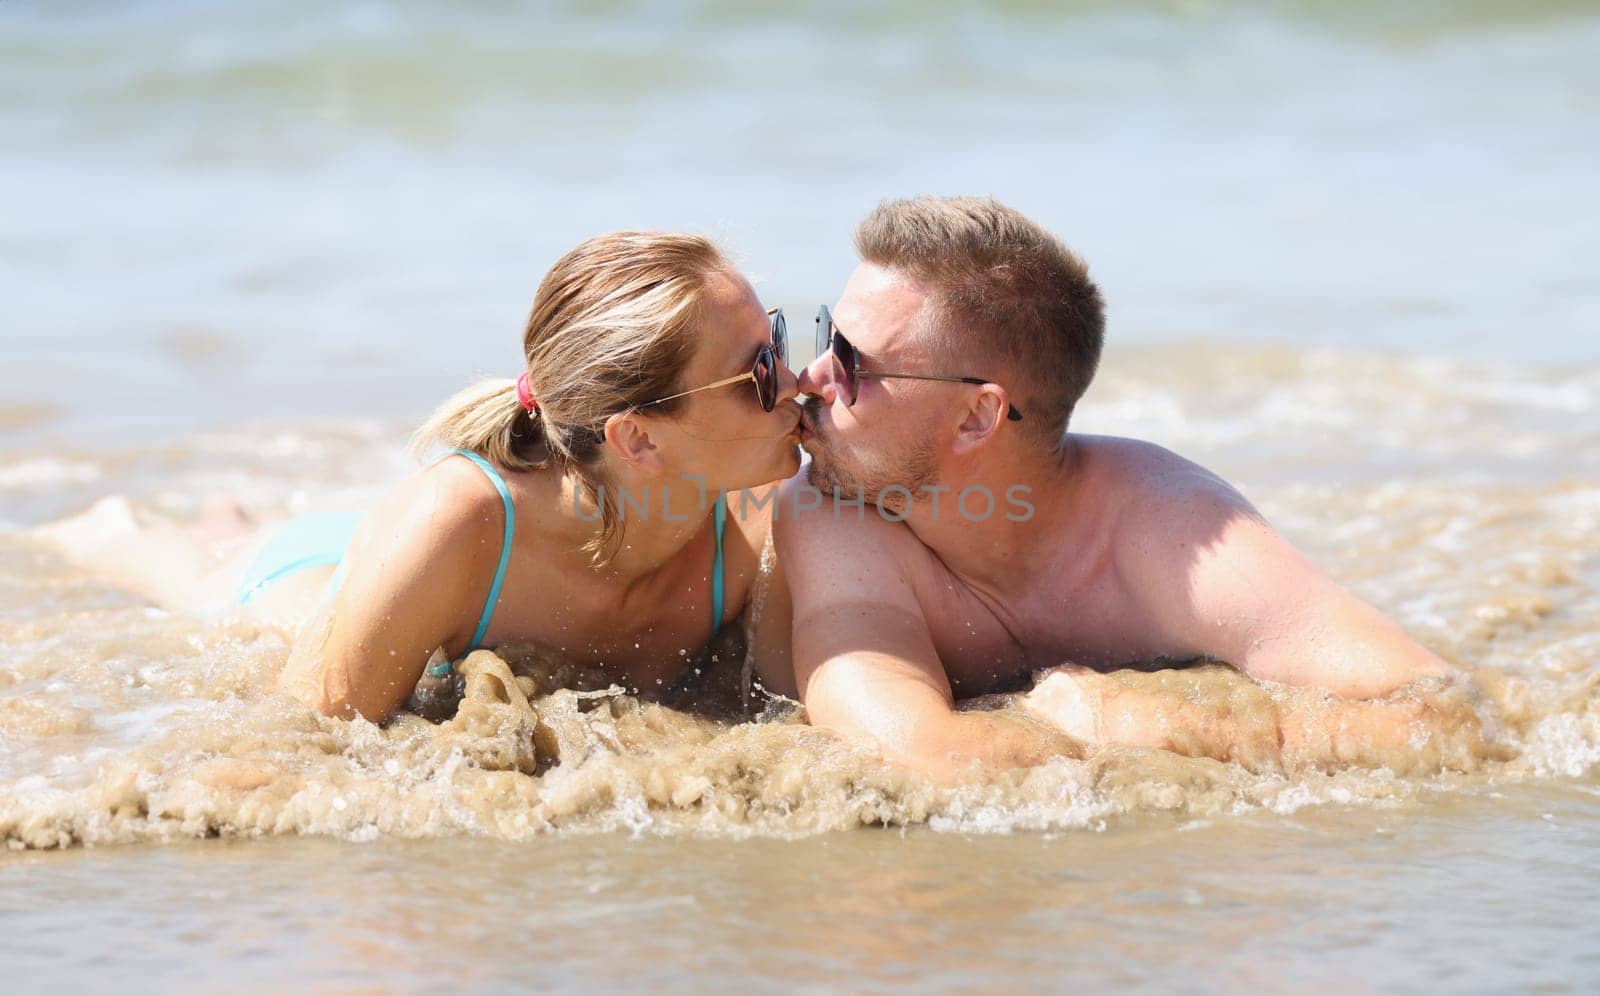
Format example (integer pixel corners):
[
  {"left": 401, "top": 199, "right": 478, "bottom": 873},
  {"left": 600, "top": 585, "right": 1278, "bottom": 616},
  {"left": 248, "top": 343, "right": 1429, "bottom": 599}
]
[{"left": 409, "top": 378, "right": 542, "bottom": 470}]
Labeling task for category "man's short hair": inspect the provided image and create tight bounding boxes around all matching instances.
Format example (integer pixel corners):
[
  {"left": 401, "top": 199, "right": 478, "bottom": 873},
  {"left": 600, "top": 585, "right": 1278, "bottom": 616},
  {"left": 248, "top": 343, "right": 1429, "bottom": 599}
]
[{"left": 854, "top": 196, "right": 1105, "bottom": 442}]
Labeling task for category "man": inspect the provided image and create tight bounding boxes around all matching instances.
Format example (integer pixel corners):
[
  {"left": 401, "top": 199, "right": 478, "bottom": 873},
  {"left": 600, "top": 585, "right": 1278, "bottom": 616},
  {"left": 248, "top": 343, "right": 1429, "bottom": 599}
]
[{"left": 773, "top": 196, "right": 1454, "bottom": 777}]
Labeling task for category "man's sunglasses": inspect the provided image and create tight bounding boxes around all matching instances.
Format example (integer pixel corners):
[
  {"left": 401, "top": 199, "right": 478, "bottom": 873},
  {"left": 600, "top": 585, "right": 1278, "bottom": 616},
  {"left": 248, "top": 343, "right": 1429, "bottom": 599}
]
[
  {"left": 639, "top": 308, "right": 788, "bottom": 413},
  {"left": 814, "top": 305, "right": 1023, "bottom": 421}
]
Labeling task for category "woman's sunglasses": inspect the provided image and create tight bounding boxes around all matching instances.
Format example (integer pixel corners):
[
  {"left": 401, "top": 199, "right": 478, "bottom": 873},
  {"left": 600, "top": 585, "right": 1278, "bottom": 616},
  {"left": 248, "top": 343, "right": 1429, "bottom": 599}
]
[
  {"left": 814, "top": 305, "right": 1023, "bottom": 421},
  {"left": 639, "top": 308, "right": 789, "bottom": 413}
]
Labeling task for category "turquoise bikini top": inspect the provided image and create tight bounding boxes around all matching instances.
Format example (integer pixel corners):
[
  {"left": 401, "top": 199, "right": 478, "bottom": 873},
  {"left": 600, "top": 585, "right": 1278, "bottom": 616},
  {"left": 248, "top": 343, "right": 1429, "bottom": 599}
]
[{"left": 426, "top": 449, "right": 727, "bottom": 679}]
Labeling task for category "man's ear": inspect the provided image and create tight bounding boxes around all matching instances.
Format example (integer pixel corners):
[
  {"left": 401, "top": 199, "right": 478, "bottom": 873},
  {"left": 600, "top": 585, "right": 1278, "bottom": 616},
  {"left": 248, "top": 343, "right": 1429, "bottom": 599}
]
[
  {"left": 950, "top": 384, "right": 1009, "bottom": 456},
  {"left": 603, "top": 411, "right": 664, "bottom": 473}
]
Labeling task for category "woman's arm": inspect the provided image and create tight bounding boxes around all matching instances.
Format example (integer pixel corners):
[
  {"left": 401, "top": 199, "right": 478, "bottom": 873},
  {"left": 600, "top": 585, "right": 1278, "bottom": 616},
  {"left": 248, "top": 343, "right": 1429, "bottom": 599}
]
[{"left": 278, "top": 462, "right": 504, "bottom": 723}]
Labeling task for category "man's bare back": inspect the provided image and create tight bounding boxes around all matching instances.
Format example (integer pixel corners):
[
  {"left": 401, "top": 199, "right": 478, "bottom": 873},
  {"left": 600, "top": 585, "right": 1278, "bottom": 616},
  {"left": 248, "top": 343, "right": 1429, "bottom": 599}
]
[
  {"left": 920, "top": 433, "right": 1446, "bottom": 697},
  {"left": 890, "top": 435, "right": 1297, "bottom": 687}
]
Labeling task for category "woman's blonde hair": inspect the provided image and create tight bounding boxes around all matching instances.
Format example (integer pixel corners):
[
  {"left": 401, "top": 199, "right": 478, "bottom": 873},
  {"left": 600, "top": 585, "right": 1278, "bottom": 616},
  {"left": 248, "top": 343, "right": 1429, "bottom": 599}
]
[{"left": 412, "top": 231, "right": 730, "bottom": 557}]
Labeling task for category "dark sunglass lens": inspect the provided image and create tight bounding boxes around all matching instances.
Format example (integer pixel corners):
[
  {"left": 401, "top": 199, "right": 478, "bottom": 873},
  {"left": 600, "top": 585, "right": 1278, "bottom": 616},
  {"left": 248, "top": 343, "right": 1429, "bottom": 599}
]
[
  {"left": 830, "top": 329, "right": 859, "bottom": 406},
  {"left": 753, "top": 347, "right": 777, "bottom": 412},
  {"left": 771, "top": 310, "right": 788, "bottom": 367}
]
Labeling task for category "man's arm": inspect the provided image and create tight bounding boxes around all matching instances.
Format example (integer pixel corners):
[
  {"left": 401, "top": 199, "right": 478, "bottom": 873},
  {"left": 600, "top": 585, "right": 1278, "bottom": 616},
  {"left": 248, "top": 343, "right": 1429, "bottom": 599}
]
[
  {"left": 743, "top": 548, "right": 798, "bottom": 700},
  {"left": 1125, "top": 470, "right": 1450, "bottom": 698},
  {"left": 727, "top": 485, "right": 798, "bottom": 701},
  {"left": 1025, "top": 661, "right": 1469, "bottom": 769},
  {"left": 774, "top": 478, "right": 1074, "bottom": 778}
]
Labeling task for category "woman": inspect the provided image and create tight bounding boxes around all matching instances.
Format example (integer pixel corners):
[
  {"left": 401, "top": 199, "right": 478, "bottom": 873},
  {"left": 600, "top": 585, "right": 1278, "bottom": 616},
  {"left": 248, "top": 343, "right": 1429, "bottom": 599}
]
[
  {"left": 46, "top": 231, "right": 801, "bottom": 723},
  {"left": 276, "top": 231, "right": 805, "bottom": 721}
]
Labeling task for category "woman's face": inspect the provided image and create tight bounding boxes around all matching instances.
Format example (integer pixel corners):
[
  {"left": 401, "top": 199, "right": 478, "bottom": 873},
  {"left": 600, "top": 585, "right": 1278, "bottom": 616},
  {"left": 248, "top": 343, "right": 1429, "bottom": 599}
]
[{"left": 647, "top": 269, "right": 802, "bottom": 501}]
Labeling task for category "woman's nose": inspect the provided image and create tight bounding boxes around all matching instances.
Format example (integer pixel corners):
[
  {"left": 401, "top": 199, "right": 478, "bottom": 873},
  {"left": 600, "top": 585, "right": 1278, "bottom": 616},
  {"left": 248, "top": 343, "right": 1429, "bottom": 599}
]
[{"left": 775, "top": 357, "right": 802, "bottom": 405}]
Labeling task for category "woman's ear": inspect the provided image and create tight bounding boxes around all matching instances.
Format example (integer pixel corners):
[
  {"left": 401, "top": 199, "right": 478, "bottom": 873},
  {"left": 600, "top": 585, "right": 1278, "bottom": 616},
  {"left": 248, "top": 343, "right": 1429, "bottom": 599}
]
[{"left": 603, "top": 411, "right": 664, "bottom": 473}]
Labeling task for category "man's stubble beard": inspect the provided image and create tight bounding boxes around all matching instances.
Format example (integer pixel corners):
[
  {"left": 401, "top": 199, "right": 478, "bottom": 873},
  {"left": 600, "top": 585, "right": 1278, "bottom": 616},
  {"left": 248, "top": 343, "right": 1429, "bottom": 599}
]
[{"left": 802, "top": 399, "right": 940, "bottom": 512}]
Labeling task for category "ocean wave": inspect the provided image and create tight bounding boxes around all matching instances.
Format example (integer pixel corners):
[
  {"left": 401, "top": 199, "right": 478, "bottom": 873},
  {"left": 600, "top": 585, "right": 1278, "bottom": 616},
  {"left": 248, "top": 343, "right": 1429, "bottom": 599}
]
[{"left": 1, "top": 579, "right": 1594, "bottom": 849}]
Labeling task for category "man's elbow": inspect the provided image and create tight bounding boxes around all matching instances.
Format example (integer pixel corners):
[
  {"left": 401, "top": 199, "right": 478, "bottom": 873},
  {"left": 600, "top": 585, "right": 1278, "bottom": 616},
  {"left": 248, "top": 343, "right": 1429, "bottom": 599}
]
[
  {"left": 1260, "top": 593, "right": 1458, "bottom": 698},
  {"left": 1349, "top": 649, "right": 1454, "bottom": 698},
  {"left": 1284, "top": 632, "right": 1455, "bottom": 699}
]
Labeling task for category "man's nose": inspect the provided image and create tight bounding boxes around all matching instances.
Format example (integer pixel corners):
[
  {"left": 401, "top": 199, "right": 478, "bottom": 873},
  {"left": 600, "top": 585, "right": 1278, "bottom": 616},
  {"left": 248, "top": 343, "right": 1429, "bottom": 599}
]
[{"left": 796, "top": 353, "right": 837, "bottom": 404}]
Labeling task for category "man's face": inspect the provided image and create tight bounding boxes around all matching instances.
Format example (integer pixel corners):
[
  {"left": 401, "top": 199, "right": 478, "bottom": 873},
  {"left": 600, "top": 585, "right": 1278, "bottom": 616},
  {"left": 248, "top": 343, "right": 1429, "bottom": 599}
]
[{"left": 797, "top": 263, "right": 944, "bottom": 504}]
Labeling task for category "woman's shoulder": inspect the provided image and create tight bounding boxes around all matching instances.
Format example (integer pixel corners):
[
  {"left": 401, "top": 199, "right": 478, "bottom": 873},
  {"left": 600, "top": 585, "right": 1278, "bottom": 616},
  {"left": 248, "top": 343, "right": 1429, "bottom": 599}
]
[{"left": 358, "top": 452, "right": 516, "bottom": 558}]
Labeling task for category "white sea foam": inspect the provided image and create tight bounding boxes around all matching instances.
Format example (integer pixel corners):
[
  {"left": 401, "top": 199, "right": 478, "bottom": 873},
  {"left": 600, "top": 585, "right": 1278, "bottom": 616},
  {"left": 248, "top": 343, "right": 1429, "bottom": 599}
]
[{"left": 0, "top": 459, "right": 102, "bottom": 490}]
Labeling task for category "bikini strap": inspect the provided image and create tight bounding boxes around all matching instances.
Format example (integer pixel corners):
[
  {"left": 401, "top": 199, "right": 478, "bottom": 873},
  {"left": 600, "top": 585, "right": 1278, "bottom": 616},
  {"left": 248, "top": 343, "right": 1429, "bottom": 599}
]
[
  {"left": 447, "top": 448, "right": 515, "bottom": 652},
  {"left": 711, "top": 493, "right": 727, "bottom": 636},
  {"left": 661, "top": 495, "right": 729, "bottom": 701}
]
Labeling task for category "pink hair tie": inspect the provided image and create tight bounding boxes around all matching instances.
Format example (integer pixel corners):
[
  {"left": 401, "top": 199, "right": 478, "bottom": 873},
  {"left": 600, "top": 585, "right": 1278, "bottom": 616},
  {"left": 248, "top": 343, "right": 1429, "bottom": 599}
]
[{"left": 515, "top": 371, "right": 539, "bottom": 414}]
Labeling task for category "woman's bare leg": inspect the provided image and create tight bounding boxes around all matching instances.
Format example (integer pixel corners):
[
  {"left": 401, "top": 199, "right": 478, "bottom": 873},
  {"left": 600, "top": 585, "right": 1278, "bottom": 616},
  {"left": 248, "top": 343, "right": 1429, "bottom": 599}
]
[{"left": 33, "top": 495, "right": 268, "bottom": 615}]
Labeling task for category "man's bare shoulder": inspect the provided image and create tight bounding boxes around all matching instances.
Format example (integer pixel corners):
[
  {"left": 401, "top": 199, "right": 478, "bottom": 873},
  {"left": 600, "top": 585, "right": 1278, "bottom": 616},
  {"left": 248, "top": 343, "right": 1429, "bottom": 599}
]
[
  {"left": 1076, "top": 435, "right": 1256, "bottom": 511},
  {"left": 1071, "top": 435, "right": 1275, "bottom": 590},
  {"left": 771, "top": 472, "right": 928, "bottom": 606},
  {"left": 1070, "top": 440, "right": 1447, "bottom": 694},
  {"left": 772, "top": 472, "right": 920, "bottom": 545}
]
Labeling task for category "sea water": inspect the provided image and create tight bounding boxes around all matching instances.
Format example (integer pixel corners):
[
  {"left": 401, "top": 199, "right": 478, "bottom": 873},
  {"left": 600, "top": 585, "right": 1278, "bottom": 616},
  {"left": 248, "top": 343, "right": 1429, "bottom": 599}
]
[{"left": 3, "top": 1, "right": 1598, "bottom": 989}]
